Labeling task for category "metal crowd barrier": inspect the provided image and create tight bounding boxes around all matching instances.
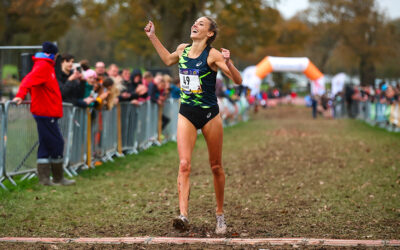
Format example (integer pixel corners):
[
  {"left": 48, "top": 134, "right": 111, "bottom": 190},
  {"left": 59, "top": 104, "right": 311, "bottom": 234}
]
[
  {"left": 239, "top": 95, "right": 250, "bottom": 122},
  {"left": 0, "top": 103, "right": 6, "bottom": 189},
  {"left": 0, "top": 97, "right": 250, "bottom": 189},
  {"left": 3, "top": 101, "right": 39, "bottom": 182},
  {"left": 68, "top": 107, "right": 89, "bottom": 173},
  {"left": 333, "top": 98, "right": 346, "bottom": 118},
  {"left": 60, "top": 104, "right": 75, "bottom": 177},
  {"left": 334, "top": 100, "right": 400, "bottom": 132},
  {"left": 143, "top": 101, "right": 152, "bottom": 148},
  {"left": 120, "top": 102, "right": 138, "bottom": 154},
  {"left": 376, "top": 103, "right": 387, "bottom": 124},
  {"left": 136, "top": 101, "right": 149, "bottom": 150},
  {"left": 356, "top": 101, "right": 368, "bottom": 120},
  {"left": 163, "top": 99, "right": 180, "bottom": 141},
  {"left": 98, "top": 107, "right": 119, "bottom": 161},
  {"left": 218, "top": 96, "right": 250, "bottom": 127},
  {"left": 149, "top": 101, "right": 159, "bottom": 145},
  {"left": 0, "top": 102, "right": 74, "bottom": 185}
]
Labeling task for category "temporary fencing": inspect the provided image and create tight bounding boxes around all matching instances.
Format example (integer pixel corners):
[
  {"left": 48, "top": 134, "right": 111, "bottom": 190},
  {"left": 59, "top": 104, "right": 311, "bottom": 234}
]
[
  {"left": 163, "top": 99, "right": 180, "bottom": 141},
  {"left": 149, "top": 101, "right": 159, "bottom": 146},
  {"left": 0, "top": 97, "right": 249, "bottom": 189},
  {"left": 3, "top": 102, "right": 38, "bottom": 183},
  {"left": 68, "top": 107, "right": 88, "bottom": 174},
  {"left": 218, "top": 96, "right": 250, "bottom": 126},
  {"left": 333, "top": 100, "right": 400, "bottom": 132},
  {"left": 0, "top": 103, "right": 5, "bottom": 189},
  {"left": 120, "top": 102, "right": 138, "bottom": 154},
  {"left": 135, "top": 102, "right": 149, "bottom": 150},
  {"left": 90, "top": 107, "right": 120, "bottom": 162}
]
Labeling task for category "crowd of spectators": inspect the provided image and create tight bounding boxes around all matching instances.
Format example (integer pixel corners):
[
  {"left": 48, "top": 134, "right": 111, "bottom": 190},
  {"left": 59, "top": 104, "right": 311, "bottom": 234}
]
[
  {"left": 54, "top": 53, "right": 182, "bottom": 141},
  {"left": 53, "top": 53, "right": 251, "bottom": 139},
  {"left": 55, "top": 54, "right": 167, "bottom": 111},
  {"left": 307, "top": 82, "right": 400, "bottom": 119},
  {"left": 339, "top": 82, "right": 400, "bottom": 118}
]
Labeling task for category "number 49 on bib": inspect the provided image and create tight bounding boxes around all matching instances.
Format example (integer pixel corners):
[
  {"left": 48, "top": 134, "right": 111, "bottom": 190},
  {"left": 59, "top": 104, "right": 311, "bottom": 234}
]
[{"left": 179, "top": 68, "right": 202, "bottom": 94}]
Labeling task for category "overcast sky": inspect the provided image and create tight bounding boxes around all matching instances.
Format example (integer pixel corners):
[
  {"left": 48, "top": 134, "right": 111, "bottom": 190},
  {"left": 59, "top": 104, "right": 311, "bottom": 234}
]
[{"left": 276, "top": 0, "right": 400, "bottom": 20}]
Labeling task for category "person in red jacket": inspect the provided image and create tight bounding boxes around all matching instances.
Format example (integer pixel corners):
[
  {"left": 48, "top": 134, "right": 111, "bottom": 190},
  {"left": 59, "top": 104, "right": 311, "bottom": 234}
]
[{"left": 13, "top": 42, "right": 75, "bottom": 186}]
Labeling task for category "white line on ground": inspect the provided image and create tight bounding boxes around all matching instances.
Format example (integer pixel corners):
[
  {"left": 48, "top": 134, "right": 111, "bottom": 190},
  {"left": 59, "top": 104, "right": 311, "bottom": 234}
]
[{"left": 1, "top": 237, "right": 400, "bottom": 247}]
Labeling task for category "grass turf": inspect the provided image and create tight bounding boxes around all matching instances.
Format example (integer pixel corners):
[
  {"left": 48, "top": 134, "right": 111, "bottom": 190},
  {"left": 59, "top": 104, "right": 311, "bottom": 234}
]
[{"left": 0, "top": 106, "right": 399, "bottom": 243}]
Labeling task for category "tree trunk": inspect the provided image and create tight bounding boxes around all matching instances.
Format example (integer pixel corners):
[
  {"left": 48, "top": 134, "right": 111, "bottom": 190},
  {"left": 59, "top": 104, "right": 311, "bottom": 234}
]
[
  {"left": 359, "top": 56, "right": 376, "bottom": 86},
  {"left": 1, "top": 0, "right": 12, "bottom": 45},
  {"left": 160, "top": 3, "right": 199, "bottom": 52}
]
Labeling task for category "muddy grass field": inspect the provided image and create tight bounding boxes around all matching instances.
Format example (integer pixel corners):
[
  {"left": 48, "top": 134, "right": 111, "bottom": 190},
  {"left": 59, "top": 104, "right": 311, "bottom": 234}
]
[{"left": 1, "top": 106, "right": 399, "bottom": 249}]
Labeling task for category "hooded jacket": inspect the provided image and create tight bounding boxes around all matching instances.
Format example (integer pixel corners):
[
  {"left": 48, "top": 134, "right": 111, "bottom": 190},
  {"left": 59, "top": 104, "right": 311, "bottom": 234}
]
[{"left": 16, "top": 53, "right": 63, "bottom": 118}]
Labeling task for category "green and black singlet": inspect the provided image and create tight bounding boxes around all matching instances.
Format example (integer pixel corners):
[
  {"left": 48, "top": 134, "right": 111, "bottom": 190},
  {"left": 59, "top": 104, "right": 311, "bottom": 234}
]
[
  {"left": 178, "top": 45, "right": 218, "bottom": 108},
  {"left": 178, "top": 45, "right": 220, "bottom": 129}
]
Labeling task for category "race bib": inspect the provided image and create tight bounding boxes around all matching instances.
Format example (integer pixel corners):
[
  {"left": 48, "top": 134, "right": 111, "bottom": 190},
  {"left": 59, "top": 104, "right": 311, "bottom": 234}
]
[{"left": 179, "top": 68, "right": 202, "bottom": 94}]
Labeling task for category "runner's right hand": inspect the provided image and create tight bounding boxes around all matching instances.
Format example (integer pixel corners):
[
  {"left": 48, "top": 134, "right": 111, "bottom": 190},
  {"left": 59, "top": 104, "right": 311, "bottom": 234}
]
[
  {"left": 221, "top": 48, "right": 231, "bottom": 64},
  {"left": 144, "top": 21, "right": 155, "bottom": 37}
]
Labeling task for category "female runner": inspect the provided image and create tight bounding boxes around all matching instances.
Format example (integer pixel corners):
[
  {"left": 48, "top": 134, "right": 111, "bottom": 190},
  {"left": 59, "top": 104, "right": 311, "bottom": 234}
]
[{"left": 144, "top": 16, "right": 242, "bottom": 234}]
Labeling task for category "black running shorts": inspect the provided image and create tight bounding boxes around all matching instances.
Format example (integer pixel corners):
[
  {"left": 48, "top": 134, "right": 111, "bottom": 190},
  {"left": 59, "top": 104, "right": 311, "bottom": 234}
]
[{"left": 179, "top": 104, "right": 219, "bottom": 129}]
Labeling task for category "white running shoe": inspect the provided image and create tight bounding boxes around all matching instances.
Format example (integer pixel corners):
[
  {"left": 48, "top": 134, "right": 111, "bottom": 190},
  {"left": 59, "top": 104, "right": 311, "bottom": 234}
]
[
  {"left": 173, "top": 214, "right": 189, "bottom": 231},
  {"left": 215, "top": 214, "right": 227, "bottom": 235}
]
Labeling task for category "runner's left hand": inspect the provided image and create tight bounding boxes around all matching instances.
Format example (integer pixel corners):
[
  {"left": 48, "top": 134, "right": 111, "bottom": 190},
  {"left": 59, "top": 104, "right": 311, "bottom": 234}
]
[{"left": 221, "top": 48, "right": 230, "bottom": 63}]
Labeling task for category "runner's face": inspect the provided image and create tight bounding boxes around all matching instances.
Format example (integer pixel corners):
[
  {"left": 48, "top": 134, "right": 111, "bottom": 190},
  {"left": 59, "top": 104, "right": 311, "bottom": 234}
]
[{"left": 190, "top": 17, "right": 213, "bottom": 40}]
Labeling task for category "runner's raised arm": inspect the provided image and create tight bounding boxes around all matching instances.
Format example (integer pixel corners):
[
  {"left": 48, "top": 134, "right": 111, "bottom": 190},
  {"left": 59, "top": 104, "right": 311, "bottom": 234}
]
[{"left": 144, "top": 21, "right": 186, "bottom": 66}]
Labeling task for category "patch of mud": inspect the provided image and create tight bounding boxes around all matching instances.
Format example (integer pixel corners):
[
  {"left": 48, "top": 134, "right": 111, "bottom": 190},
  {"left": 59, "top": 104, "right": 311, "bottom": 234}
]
[
  {"left": 259, "top": 105, "right": 313, "bottom": 120},
  {"left": 267, "top": 128, "right": 312, "bottom": 138}
]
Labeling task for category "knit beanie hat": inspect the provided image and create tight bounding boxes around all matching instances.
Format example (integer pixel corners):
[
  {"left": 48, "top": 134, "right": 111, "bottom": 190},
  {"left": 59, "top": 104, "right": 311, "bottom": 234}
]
[
  {"left": 84, "top": 69, "right": 97, "bottom": 80},
  {"left": 42, "top": 41, "right": 58, "bottom": 54}
]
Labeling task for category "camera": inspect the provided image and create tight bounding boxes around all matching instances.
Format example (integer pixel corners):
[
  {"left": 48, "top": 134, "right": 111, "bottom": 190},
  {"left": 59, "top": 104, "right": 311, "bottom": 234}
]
[{"left": 73, "top": 63, "right": 82, "bottom": 73}]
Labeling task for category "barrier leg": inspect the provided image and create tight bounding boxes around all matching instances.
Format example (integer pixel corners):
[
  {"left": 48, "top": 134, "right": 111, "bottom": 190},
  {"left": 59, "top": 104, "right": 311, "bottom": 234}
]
[
  {"left": 63, "top": 167, "right": 73, "bottom": 177},
  {"left": 0, "top": 183, "right": 7, "bottom": 190},
  {"left": 27, "top": 173, "right": 36, "bottom": 180},
  {"left": 6, "top": 175, "right": 16, "bottom": 186},
  {"left": 20, "top": 172, "right": 31, "bottom": 181},
  {"left": 0, "top": 176, "right": 8, "bottom": 190}
]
